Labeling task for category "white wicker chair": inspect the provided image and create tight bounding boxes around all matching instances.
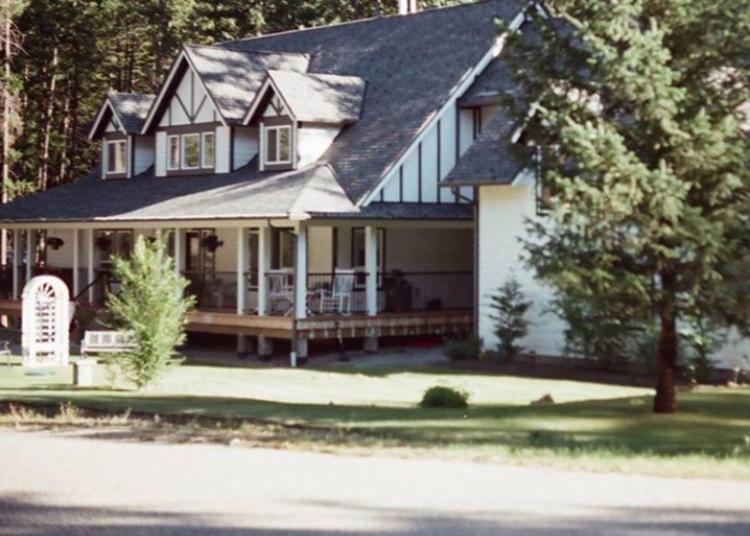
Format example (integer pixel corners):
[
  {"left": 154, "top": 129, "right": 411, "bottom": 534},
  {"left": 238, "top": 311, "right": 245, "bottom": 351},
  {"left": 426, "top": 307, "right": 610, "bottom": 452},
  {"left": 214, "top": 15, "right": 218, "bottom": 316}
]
[
  {"left": 267, "top": 269, "right": 294, "bottom": 315},
  {"left": 318, "top": 269, "right": 355, "bottom": 315}
]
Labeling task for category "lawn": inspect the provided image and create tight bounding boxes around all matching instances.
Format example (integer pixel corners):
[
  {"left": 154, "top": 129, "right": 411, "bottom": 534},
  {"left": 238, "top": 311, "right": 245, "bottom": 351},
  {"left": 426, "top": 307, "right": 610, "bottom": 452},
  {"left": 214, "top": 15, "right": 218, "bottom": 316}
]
[{"left": 2, "top": 358, "right": 750, "bottom": 479}]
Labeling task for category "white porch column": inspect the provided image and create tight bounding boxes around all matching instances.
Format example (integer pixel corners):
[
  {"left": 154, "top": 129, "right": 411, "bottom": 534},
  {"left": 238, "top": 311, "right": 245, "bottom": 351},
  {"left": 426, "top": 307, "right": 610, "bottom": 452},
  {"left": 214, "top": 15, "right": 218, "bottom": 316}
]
[
  {"left": 364, "top": 226, "right": 378, "bottom": 317},
  {"left": 86, "top": 229, "right": 95, "bottom": 303},
  {"left": 72, "top": 229, "right": 80, "bottom": 297},
  {"left": 257, "top": 226, "right": 271, "bottom": 316},
  {"left": 173, "top": 228, "right": 185, "bottom": 275},
  {"left": 236, "top": 227, "right": 248, "bottom": 314},
  {"left": 257, "top": 225, "right": 273, "bottom": 358},
  {"left": 24, "top": 229, "right": 34, "bottom": 284},
  {"left": 11, "top": 229, "right": 19, "bottom": 299},
  {"left": 293, "top": 224, "right": 308, "bottom": 320}
]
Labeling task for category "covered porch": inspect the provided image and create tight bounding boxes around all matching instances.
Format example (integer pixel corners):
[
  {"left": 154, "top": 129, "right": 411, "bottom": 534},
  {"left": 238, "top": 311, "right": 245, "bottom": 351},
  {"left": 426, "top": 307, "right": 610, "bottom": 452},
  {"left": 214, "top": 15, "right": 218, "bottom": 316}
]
[{"left": 0, "top": 217, "right": 474, "bottom": 363}]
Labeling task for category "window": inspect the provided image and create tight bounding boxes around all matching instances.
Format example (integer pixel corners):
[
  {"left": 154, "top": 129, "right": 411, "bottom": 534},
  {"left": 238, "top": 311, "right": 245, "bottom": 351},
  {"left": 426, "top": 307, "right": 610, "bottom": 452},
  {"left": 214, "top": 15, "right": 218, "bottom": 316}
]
[
  {"left": 181, "top": 133, "right": 200, "bottom": 169},
  {"left": 168, "top": 135, "right": 180, "bottom": 170},
  {"left": 272, "top": 228, "right": 295, "bottom": 270},
  {"left": 264, "top": 125, "right": 292, "bottom": 165},
  {"left": 351, "top": 228, "right": 385, "bottom": 287},
  {"left": 202, "top": 132, "right": 215, "bottom": 168},
  {"left": 106, "top": 140, "right": 126, "bottom": 175}
]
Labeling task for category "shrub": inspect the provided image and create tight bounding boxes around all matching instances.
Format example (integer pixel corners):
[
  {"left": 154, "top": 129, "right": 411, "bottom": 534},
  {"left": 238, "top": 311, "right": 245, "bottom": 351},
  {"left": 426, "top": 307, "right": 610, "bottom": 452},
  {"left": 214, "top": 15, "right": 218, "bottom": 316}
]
[
  {"left": 419, "top": 386, "right": 469, "bottom": 409},
  {"left": 443, "top": 336, "right": 483, "bottom": 361},
  {"left": 489, "top": 277, "right": 531, "bottom": 360},
  {"left": 106, "top": 235, "right": 195, "bottom": 390}
]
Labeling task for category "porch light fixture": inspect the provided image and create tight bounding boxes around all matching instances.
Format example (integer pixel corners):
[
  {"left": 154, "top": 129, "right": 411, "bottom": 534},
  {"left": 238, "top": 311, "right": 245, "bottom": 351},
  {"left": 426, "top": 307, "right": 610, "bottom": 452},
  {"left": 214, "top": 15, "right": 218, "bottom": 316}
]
[
  {"left": 201, "top": 235, "right": 224, "bottom": 253},
  {"left": 46, "top": 237, "right": 65, "bottom": 250}
]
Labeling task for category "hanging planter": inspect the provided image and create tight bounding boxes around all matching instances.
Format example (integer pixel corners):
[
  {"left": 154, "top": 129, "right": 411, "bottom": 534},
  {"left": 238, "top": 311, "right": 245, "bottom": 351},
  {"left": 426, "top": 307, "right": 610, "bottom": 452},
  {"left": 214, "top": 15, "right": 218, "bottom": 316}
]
[
  {"left": 201, "top": 235, "right": 224, "bottom": 253},
  {"left": 94, "top": 235, "right": 112, "bottom": 252},
  {"left": 46, "top": 237, "right": 65, "bottom": 250}
]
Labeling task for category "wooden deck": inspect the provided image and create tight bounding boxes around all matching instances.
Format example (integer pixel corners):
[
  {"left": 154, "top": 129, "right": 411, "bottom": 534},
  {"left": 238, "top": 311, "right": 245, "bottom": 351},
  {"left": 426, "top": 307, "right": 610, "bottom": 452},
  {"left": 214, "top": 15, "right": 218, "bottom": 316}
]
[
  {"left": 0, "top": 298, "right": 472, "bottom": 342},
  {"left": 188, "top": 309, "right": 473, "bottom": 341}
]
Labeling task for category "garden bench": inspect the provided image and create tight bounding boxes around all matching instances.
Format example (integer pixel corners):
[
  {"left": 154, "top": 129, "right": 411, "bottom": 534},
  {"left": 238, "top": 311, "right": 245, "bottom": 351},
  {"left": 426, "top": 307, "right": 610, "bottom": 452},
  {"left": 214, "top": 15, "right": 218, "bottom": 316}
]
[{"left": 80, "top": 330, "right": 136, "bottom": 358}]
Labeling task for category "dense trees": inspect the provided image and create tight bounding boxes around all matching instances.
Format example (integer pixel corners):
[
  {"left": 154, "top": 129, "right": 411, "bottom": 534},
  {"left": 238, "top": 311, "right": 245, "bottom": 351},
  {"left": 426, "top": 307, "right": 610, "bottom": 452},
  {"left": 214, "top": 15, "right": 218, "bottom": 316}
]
[
  {"left": 503, "top": 0, "right": 750, "bottom": 412},
  {"left": 1, "top": 0, "right": 455, "bottom": 198}
]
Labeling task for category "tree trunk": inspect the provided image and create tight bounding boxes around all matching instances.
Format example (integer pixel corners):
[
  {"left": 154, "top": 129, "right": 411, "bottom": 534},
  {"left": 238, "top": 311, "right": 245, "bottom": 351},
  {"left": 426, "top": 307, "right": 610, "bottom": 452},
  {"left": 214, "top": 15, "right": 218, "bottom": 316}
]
[
  {"left": 654, "top": 279, "right": 678, "bottom": 413},
  {"left": 1, "top": 0, "right": 11, "bottom": 265}
]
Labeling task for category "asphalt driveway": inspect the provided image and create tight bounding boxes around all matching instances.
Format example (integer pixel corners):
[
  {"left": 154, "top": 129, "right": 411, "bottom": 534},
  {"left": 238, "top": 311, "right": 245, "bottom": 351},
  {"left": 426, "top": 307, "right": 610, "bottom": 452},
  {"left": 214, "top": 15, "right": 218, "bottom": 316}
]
[{"left": 0, "top": 429, "right": 749, "bottom": 535}]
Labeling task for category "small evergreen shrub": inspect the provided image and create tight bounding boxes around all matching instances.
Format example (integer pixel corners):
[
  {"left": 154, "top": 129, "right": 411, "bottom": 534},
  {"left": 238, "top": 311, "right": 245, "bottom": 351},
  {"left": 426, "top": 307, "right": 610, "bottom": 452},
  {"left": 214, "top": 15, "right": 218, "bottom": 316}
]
[
  {"left": 443, "top": 336, "right": 483, "bottom": 361},
  {"left": 106, "top": 235, "right": 195, "bottom": 390},
  {"left": 419, "top": 386, "right": 469, "bottom": 409},
  {"left": 489, "top": 277, "right": 531, "bottom": 360}
]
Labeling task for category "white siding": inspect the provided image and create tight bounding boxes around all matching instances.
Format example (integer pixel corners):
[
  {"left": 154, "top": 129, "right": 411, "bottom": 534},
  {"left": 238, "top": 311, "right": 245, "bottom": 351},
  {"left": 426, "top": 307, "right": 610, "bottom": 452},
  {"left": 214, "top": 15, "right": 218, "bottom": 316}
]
[
  {"left": 215, "top": 126, "right": 231, "bottom": 173},
  {"left": 421, "top": 126, "right": 439, "bottom": 203},
  {"left": 133, "top": 136, "right": 155, "bottom": 176},
  {"left": 157, "top": 64, "right": 218, "bottom": 128},
  {"left": 233, "top": 126, "right": 259, "bottom": 169},
  {"left": 477, "top": 184, "right": 564, "bottom": 356},
  {"left": 297, "top": 125, "right": 340, "bottom": 168},
  {"left": 401, "top": 149, "right": 420, "bottom": 202},
  {"left": 169, "top": 99, "right": 190, "bottom": 125},
  {"left": 307, "top": 227, "right": 334, "bottom": 274},
  {"left": 45, "top": 230, "right": 75, "bottom": 267},
  {"left": 439, "top": 108, "right": 457, "bottom": 203},
  {"left": 382, "top": 168, "right": 400, "bottom": 202},
  {"left": 459, "top": 108, "right": 474, "bottom": 156},
  {"left": 155, "top": 131, "right": 167, "bottom": 177}
]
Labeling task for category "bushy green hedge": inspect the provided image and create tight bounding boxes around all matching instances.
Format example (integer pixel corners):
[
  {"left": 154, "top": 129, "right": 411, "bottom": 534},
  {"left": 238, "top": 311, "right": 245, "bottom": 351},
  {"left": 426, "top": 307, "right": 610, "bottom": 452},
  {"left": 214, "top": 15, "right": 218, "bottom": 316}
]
[{"left": 419, "top": 386, "right": 469, "bottom": 409}]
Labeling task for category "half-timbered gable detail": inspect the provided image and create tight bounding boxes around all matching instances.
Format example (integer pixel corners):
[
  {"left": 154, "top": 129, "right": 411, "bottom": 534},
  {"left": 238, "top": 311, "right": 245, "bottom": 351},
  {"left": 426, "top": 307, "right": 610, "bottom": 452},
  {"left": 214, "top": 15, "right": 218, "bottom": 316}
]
[
  {"left": 89, "top": 92, "right": 155, "bottom": 180},
  {"left": 144, "top": 45, "right": 310, "bottom": 177},
  {"left": 245, "top": 70, "right": 366, "bottom": 172}
]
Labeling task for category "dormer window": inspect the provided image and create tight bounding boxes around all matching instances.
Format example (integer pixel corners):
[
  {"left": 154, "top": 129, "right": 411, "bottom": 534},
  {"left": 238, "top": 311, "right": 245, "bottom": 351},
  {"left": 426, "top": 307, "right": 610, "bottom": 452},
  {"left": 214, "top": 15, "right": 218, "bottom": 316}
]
[
  {"left": 264, "top": 125, "right": 292, "bottom": 166},
  {"left": 202, "top": 132, "right": 215, "bottom": 168},
  {"left": 105, "top": 140, "right": 127, "bottom": 176},
  {"left": 181, "top": 133, "right": 200, "bottom": 169},
  {"left": 165, "top": 131, "right": 216, "bottom": 174}
]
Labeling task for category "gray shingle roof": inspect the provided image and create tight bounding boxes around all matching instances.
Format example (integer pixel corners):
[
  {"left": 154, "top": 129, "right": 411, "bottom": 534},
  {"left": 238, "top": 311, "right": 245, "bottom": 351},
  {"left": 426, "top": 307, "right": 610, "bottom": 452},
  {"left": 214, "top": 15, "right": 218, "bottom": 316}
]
[
  {"left": 108, "top": 93, "right": 155, "bottom": 134},
  {"left": 184, "top": 45, "right": 310, "bottom": 123},
  {"left": 0, "top": 163, "right": 355, "bottom": 223},
  {"left": 443, "top": 108, "right": 528, "bottom": 185},
  {"left": 265, "top": 70, "right": 365, "bottom": 124},
  {"left": 223, "top": 0, "right": 524, "bottom": 203}
]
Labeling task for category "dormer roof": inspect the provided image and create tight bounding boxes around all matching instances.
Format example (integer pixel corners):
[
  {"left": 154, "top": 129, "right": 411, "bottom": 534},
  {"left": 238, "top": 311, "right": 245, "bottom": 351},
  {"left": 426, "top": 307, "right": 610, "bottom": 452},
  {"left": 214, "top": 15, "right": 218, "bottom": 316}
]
[
  {"left": 89, "top": 92, "right": 155, "bottom": 139},
  {"left": 141, "top": 44, "right": 310, "bottom": 133},
  {"left": 246, "top": 70, "right": 366, "bottom": 125}
]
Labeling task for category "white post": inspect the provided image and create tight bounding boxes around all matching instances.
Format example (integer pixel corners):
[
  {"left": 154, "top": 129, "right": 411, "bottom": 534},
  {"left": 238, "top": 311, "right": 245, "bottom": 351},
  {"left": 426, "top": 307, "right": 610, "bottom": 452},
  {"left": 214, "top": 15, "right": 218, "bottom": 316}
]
[
  {"left": 173, "top": 228, "right": 185, "bottom": 275},
  {"left": 257, "top": 226, "right": 271, "bottom": 316},
  {"left": 237, "top": 227, "right": 248, "bottom": 314},
  {"left": 24, "top": 229, "right": 33, "bottom": 284},
  {"left": 86, "top": 229, "right": 95, "bottom": 303},
  {"left": 294, "top": 224, "right": 308, "bottom": 320},
  {"left": 365, "top": 226, "right": 378, "bottom": 317},
  {"left": 72, "top": 229, "right": 80, "bottom": 297},
  {"left": 11, "top": 229, "right": 19, "bottom": 300}
]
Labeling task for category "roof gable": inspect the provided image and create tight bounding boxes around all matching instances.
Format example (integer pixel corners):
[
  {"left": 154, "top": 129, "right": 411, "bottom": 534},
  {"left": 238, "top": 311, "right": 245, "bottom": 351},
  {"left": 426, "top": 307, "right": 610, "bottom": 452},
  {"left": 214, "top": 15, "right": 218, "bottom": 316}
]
[
  {"left": 221, "top": 0, "right": 526, "bottom": 204},
  {"left": 89, "top": 92, "right": 154, "bottom": 139},
  {"left": 246, "top": 70, "right": 366, "bottom": 125}
]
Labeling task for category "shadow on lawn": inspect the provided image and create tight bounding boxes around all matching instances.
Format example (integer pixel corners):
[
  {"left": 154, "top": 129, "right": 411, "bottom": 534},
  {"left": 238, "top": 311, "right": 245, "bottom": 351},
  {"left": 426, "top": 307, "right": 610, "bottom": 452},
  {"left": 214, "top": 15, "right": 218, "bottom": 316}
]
[
  {"left": 4, "top": 388, "right": 750, "bottom": 457},
  {"left": 1, "top": 494, "right": 748, "bottom": 536}
]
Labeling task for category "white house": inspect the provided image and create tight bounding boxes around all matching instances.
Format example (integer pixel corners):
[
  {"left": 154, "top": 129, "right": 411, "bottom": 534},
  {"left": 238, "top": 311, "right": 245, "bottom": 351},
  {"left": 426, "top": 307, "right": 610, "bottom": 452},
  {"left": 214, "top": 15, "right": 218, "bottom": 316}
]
[{"left": 0, "top": 0, "right": 744, "bottom": 368}]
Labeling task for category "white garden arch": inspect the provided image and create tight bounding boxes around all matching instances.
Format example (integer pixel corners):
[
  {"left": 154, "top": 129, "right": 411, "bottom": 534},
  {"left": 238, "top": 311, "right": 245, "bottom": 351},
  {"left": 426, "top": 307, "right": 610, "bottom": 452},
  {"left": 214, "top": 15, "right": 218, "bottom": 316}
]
[{"left": 22, "top": 275, "right": 71, "bottom": 367}]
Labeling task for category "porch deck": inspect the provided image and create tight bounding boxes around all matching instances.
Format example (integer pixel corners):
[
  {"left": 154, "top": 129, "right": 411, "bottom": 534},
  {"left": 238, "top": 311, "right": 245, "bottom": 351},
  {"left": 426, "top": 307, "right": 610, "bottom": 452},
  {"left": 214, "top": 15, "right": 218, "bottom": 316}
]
[{"left": 186, "top": 309, "right": 473, "bottom": 341}]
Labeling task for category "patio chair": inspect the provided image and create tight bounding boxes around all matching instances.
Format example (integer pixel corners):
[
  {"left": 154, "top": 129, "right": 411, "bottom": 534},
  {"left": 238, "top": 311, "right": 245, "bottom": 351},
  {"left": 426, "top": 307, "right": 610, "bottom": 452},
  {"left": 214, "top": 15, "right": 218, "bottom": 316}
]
[
  {"left": 318, "top": 269, "right": 355, "bottom": 315},
  {"left": 267, "top": 269, "right": 294, "bottom": 315}
]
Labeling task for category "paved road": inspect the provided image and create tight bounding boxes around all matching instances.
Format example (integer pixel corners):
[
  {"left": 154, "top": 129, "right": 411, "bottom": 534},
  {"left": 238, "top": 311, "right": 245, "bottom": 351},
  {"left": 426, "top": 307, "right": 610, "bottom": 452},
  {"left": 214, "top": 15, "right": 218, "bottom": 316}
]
[{"left": 0, "top": 430, "right": 749, "bottom": 535}]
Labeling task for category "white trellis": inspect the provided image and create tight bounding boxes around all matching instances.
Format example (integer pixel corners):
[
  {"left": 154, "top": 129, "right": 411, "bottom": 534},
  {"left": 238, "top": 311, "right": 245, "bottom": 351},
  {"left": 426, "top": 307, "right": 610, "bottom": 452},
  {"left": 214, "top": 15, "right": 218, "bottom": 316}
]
[{"left": 22, "top": 275, "right": 71, "bottom": 367}]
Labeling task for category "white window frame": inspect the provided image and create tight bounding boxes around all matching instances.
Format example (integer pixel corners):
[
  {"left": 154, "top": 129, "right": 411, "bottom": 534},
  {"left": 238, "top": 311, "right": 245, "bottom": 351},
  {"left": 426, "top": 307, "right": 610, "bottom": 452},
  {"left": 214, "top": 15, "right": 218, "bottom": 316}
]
[
  {"left": 181, "top": 133, "right": 201, "bottom": 170},
  {"left": 201, "top": 132, "right": 215, "bottom": 169},
  {"left": 264, "top": 125, "right": 293, "bottom": 166},
  {"left": 167, "top": 135, "right": 180, "bottom": 171},
  {"left": 105, "top": 140, "right": 127, "bottom": 175}
]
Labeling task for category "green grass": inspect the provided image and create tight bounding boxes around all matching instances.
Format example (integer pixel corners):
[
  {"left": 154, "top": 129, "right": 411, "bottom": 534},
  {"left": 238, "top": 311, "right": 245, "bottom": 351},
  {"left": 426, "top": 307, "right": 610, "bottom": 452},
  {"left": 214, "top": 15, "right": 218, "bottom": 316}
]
[{"left": 2, "top": 358, "right": 750, "bottom": 478}]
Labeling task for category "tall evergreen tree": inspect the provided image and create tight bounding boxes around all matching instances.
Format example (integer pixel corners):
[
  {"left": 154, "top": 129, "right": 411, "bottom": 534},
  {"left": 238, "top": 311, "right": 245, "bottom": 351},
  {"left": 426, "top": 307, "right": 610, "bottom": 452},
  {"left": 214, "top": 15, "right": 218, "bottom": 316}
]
[{"left": 502, "top": 0, "right": 750, "bottom": 412}]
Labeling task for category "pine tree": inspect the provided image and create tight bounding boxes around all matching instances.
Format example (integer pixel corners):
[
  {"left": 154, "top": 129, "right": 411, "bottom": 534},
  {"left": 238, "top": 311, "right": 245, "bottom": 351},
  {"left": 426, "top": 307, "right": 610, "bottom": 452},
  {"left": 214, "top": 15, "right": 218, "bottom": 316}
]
[
  {"left": 489, "top": 277, "right": 531, "bottom": 360},
  {"left": 502, "top": 0, "right": 750, "bottom": 412}
]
